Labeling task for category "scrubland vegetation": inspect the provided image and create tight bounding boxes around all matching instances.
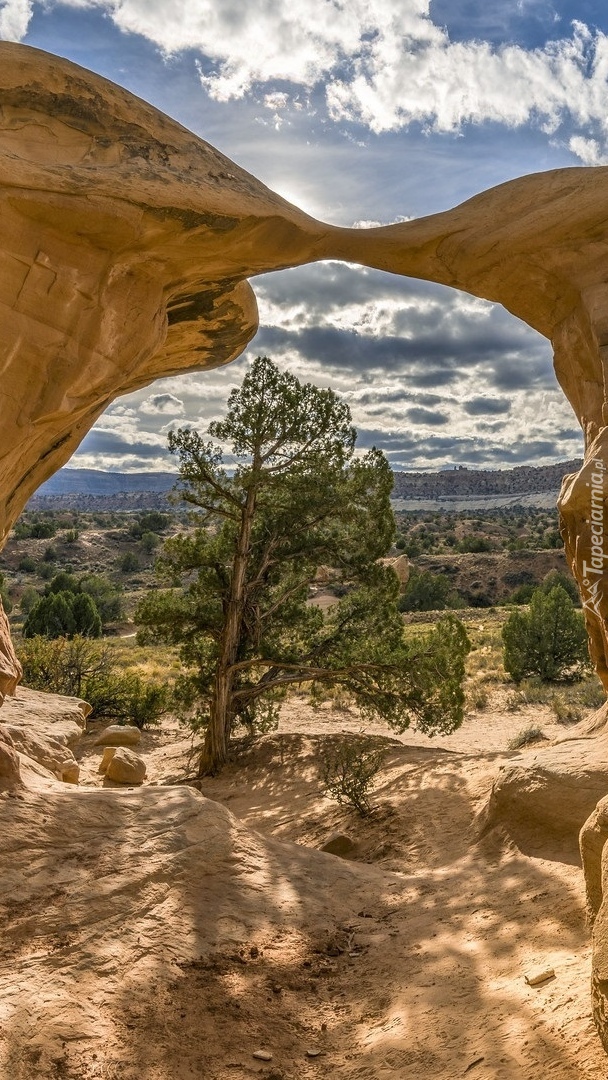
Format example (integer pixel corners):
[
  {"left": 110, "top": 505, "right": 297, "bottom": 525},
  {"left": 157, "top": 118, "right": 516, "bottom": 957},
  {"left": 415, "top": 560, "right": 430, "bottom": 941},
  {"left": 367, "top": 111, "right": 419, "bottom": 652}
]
[{"left": 0, "top": 359, "right": 601, "bottom": 788}]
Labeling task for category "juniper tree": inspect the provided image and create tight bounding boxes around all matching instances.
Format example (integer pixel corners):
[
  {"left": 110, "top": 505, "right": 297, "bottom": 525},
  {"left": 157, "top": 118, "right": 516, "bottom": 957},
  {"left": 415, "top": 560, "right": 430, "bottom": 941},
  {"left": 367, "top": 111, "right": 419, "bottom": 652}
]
[{"left": 136, "top": 356, "right": 470, "bottom": 774}]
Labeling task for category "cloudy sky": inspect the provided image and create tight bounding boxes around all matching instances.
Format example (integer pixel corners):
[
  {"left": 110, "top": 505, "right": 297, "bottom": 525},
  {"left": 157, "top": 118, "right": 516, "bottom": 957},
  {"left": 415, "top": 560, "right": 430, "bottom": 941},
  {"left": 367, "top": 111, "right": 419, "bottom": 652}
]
[{"left": 2, "top": 0, "right": 606, "bottom": 473}]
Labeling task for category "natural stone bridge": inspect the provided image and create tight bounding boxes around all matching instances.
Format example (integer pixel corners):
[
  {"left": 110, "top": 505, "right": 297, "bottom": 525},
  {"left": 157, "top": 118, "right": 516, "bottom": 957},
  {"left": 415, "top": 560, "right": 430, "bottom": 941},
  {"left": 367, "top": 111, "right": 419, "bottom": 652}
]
[{"left": 5, "top": 39, "right": 608, "bottom": 1050}]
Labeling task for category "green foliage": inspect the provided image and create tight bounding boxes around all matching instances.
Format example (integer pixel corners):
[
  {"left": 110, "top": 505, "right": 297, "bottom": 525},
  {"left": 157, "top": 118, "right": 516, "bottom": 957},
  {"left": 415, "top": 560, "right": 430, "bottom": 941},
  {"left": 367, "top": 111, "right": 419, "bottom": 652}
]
[
  {"left": 64, "top": 529, "right": 79, "bottom": 543},
  {"left": 18, "top": 635, "right": 170, "bottom": 729},
  {"left": 47, "top": 571, "right": 80, "bottom": 595},
  {"left": 508, "top": 583, "right": 536, "bottom": 605},
  {"left": 140, "top": 530, "right": 161, "bottom": 554},
  {"left": 502, "top": 585, "right": 589, "bottom": 683},
  {"left": 456, "top": 535, "right": 492, "bottom": 553},
  {"left": 538, "top": 569, "right": 580, "bottom": 605},
  {"left": 399, "top": 568, "right": 458, "bottom": 612},
  {"left": 321, "top": 736, "right": 387, "bottom": 815},
  {"left": 23, "top": 589, "right": 102, "bottom": 639},
  {"left": 120, "top": 551, "right": 140, "bottom": 573},
  {"left": 18, "top": 556, "right": 37, "bottom": 573},
  {"left": 19, "top": 585, "right": 40, "bottom": 616},
  {"left": 79, "top": 574, "right": 123, "bottom": 625},
  {"left": 139, "top": 512, "right": 171, "bottom": 533},
  {"left": 137, "top": 356, "right": 471, "bottom": 772}
]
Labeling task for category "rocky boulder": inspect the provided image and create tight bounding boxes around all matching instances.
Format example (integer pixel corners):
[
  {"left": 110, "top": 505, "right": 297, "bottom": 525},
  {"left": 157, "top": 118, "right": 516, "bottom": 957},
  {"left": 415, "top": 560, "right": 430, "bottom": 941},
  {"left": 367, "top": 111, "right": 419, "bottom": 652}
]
[
  {"left": 94, "top": 725, "right": 141, "bottom": 748},
  {"left": 104, "top": 748, "right": 147, "bottom": 785}
]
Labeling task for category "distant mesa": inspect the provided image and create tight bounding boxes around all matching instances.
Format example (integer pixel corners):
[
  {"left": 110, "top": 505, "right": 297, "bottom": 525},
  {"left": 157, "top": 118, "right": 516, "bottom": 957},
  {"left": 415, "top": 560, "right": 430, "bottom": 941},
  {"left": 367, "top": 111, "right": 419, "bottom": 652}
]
[
  {"left": 26, "top": 461, "right": 582, "bottom": 511},
  {"left": 34, "top": 469, "right": 178, "bottom": 497}
]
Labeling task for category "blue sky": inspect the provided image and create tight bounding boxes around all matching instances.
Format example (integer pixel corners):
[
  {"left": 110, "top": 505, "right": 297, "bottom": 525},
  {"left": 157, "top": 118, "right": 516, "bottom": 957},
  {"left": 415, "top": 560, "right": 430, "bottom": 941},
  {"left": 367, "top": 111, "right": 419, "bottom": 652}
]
[{"left": 1, "top": 0, "right": 606, "bottom": 472}]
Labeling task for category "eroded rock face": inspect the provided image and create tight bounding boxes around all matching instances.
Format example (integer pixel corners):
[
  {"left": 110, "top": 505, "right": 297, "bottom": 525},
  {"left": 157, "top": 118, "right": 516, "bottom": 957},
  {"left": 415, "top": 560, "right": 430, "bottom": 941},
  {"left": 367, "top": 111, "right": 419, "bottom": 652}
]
[{"left": 2, "top": 43, "right": 608, "bottom": 682}]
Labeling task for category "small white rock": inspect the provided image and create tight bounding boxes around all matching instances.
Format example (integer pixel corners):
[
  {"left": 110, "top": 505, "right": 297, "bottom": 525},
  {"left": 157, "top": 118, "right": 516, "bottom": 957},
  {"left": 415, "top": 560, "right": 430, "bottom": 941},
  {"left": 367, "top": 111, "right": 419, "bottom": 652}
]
[
  {"left": 525, "top": 966, "right": 555, "bottom": 986},
  {"left": 252, "top": 1050, "right": 272, "bottom": 1061}
]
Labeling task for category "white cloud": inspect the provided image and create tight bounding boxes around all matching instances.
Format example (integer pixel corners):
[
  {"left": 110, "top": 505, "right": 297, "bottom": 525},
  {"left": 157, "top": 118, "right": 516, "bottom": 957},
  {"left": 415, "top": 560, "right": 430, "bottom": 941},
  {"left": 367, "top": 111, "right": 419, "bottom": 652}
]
[
  {"left": 139, "top": 392, "right": 185, "bottom": 415},
  {"left": 9, "top": 1, "right": 608, "bottom": 161},
  {"left": 0, "top": 0, "right": 33, "bottom": 40}
]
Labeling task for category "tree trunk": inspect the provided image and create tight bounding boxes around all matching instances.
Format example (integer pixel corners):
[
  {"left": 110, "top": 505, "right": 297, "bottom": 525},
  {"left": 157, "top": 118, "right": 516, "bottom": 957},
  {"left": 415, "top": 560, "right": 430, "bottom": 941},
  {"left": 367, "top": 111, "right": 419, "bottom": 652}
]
[{"left": 198, "top": 478, "right": 258, "bottom": 775}]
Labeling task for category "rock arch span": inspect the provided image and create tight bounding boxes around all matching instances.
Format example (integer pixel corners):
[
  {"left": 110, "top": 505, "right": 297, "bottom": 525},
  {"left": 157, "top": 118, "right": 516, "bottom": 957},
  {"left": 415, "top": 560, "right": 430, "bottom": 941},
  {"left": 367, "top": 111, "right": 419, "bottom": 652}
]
[{"left": 7, "top": 36, "right": 608, "bottom": 1054}]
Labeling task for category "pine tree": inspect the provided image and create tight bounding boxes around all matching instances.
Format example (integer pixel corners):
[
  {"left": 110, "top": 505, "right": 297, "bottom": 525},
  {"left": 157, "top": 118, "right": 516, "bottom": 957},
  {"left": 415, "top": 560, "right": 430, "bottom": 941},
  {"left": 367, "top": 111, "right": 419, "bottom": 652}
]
[{"left": 137, "top": 357, "right": 470, "bottom": 774}]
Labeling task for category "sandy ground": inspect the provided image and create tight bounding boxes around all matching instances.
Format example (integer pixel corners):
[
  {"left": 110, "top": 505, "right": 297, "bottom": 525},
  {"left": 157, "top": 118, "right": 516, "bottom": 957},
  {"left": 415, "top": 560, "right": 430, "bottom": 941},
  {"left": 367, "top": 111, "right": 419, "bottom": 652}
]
[{"left": 3, "top": 690, "right": 608, "bottom": 1079}]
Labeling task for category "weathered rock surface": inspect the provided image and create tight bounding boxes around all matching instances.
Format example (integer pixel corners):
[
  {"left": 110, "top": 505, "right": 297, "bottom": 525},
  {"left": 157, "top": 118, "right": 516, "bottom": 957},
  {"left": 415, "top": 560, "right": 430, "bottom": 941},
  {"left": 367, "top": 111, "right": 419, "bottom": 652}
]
[
  {"left": 98, "top": 746, "right": 117, "bottom": 774},
  {"left": 0, "top": 727, "right": 20, "bottom": 787},
  {"left": 580, "top": 797, "right": 608, "bottom": 1054},
  {"left": 479, "top": 736, "right": 608, "bottom": 839},
  {"left": 0, "top": 687, "right": 88, "bottom": 783},
  {"left": 104, "top": 747, "right": 147, "bottom": 785},
  {"left": 94, "top": 724, "right": 141, "bottom": 748}
]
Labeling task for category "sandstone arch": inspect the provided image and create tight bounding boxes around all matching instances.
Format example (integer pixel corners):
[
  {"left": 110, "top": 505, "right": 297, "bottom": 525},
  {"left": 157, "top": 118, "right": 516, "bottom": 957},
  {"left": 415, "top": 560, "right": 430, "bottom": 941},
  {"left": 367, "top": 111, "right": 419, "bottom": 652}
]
[
  {"left": 2, "top": 43, "right": 608, "bottom": 686},
  {"left": 7, "top": 35, "right": 608, "bottom": 1055}
]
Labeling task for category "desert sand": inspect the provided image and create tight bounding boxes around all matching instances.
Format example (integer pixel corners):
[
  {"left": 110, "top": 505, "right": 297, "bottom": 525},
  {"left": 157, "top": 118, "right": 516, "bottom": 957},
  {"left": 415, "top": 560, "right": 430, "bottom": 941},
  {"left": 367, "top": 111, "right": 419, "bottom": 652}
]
[{"left": 0, "top": 686, "right": 606, "bottom": 1079}]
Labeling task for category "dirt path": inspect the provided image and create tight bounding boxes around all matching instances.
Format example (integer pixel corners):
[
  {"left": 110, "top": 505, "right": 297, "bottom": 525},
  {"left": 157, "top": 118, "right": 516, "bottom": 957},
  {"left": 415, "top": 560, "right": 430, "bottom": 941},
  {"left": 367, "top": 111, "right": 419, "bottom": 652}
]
[{"left": 48, "top": 698, "right": 608, "bottom": 1079}]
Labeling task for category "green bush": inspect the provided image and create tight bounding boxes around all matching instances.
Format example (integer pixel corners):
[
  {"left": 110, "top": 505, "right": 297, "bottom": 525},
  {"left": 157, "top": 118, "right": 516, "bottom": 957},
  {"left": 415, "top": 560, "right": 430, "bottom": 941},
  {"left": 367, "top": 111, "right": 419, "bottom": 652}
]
[
  {"left": 120, "top": 551, "right": 140, "bottom": 573},
  {"left": 18, "top": 635, "right": 170, "bottom": 729},
  {"left": 19, "top": 585, "right": 40, "bottom": 616},
  {"left": 140, "top": 530, "right": 161, "bottom": 554},
  {"left": 399, "top": 568, "right": 456, "bottom": 612},
  {"left": 538, "top": 569, "right": 580, "bottom": 605},
  {"left": 502, "top": 585, "right": 589, "bottom": 683},
  {"left": 23, "top": 590, "right": 102, "bottom": 639},
  {"left": 80, "top": 574, "right": 123, "bottom": 625},
  {"left": 18, "top": 556, "right": 37, "bottom": 573},
  {"left": 321, "top": 736, "right": 387, "bottom": 816},
  {"left": 456, "top": 536, "right": 492, "bottom": 553}
]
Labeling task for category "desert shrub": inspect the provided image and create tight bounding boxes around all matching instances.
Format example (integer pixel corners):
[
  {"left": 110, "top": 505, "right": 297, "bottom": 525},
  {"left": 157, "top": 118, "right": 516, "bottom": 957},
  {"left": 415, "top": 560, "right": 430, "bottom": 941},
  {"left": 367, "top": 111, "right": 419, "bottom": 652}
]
[
  {"left": 457, "top": 536, "right": 492, "bottom": 553},
  {"left": 30, "top": 520, "right": 56, "bottom": 539},
  {"left": 19, "top": 585, "right": 40, "bottom": 616},
  {"left": 505, "top": 677, "right": 552, "bottom": 711},
  {"left": 576, "top": 677, "right": 607, "bottom": 709},
  {"left": 538, "top": 569, "right": 580, "bottom": 605},
  {"left": 64, "top": 529, "right": 79, "bottom": 543},
  {"left": 23, "top": 590, "right": 102, "bottom": 639},
  {"left": 139, "top": 512, "right": 171, "bottom": 533},
  {"left": 508, "top": 583, "right": 536, "bottom": 605},
  {"left": 140, "top": 530, "right": 161, "bottom": 554},
  {"left": 120, "top": 551, "right": 140, "bottom": 573},
  {"left": 399, "top": 569, "right": 454, "bottom": 612},
  {"left": 47, "top": 571, "right": 80, "bottom": 595},
  {"left": 321, "top": 736, "right": 387, "bottom": 816},
  {"left": 550, "top": 694, "right": 582, "bottom": 725},
  {"left": 18, "top": 556, "right": 37, "bottom": 573},
  {"left": 467, "top": 684, "right": 489, "bottom": 711},
  {"left": 507, "top": 725, "right": 546, "bottom": 750},
  {"left": 79, "top": 574, "right": 123, "bottom": 624},
  {"left": 502, "top": 585, "right": 589, "bottom": 682},
  {"left": 43, "top": 545, "right": 58, "bottom": 562},
  {"left": 18, "top": 635, "right": 170, "bottom": 729}
]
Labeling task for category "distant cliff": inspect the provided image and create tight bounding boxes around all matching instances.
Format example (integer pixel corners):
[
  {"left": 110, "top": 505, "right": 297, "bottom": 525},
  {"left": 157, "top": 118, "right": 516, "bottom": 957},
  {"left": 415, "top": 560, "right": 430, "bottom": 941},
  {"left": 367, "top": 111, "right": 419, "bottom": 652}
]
[
  {"left": 26, "top": 461, "right": 584, "bottom": 511},
  {"left": 392, "top": 460, "right": 582, "bottom": 499}
]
